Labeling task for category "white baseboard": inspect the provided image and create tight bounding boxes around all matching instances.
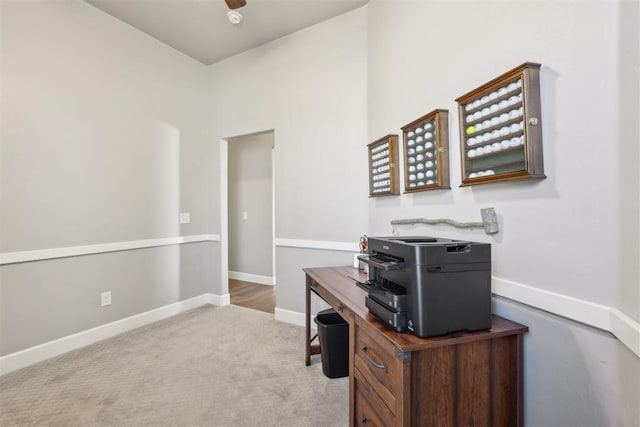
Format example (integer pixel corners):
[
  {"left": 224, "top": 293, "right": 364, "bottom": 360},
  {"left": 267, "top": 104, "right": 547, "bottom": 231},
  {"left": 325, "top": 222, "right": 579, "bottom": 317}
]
[
  {"left": 275, "top": 307, "right": 310, "bottom": 328},
  {"left": 210, "top": 293, "right": 231, "bottom": 306},
  {"left": 3, "top": 278, "right": 637, "bottom": 377},
  {"left": 228, "top": 271, "right": 274, "bottom": 286},
  {"left": 0, "top": 293, "right": 227, "bottom": 376}
]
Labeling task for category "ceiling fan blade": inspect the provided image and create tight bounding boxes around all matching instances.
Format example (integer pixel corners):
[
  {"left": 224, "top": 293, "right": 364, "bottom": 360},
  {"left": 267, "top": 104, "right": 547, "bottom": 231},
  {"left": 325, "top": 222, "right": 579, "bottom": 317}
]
[{"left": 225, "top": 0, "right": 246, "bottom": 9}]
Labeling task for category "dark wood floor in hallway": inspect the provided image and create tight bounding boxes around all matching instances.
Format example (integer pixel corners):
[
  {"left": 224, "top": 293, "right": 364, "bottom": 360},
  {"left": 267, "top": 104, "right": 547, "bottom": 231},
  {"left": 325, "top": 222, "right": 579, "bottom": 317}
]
[{"left": 229, "top": 279, "right": 275, "bottom": 314}]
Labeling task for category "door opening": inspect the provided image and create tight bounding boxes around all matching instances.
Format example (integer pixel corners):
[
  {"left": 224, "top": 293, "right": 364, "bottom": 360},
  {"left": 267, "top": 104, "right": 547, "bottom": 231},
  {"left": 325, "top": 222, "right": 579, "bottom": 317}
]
[{"left": 221, "top": 131, "right": 275, "bottom": 313}]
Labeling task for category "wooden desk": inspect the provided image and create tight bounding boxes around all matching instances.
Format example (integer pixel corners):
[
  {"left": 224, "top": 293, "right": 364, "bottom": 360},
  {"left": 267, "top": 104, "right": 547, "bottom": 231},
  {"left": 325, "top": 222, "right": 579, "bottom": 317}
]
[{"left": 304, "top": 266, "right": 528, "bottom": 427}]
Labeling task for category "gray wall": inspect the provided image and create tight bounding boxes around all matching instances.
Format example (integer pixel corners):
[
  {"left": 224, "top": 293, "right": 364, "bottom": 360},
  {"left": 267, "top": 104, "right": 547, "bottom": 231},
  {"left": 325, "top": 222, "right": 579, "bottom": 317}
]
[
  {"left": 209, "top": 8, "right": 369, "bottom": 246},
  {"left": 2, "top": 1, "right": 638, "bottom": 425},
  {"left": 209, "top": 6, "right": 369, "bottom": 310},
  {"left": 366, "top": 0, "right": 638, "bottom": 315},
  {"left": 493, "top": 297, "right": 639, "bottom": 426},
  {"left": 228, "top": 133, "right": 273, "bottom": 278},
  {"left": 0, "top": 0, "right": 218, "bottom": 355},
  {"left": 365, "top": 0, "right": 639, "bottom": 425},
  {"left": 210, "top": 1, "right": 639, "bottom": 425},
  {"left": 0, "top": 243, "right": 215, "bottom": 355},
  {"left": 275, "top": 246, "right": 355, "bottom": 315}
]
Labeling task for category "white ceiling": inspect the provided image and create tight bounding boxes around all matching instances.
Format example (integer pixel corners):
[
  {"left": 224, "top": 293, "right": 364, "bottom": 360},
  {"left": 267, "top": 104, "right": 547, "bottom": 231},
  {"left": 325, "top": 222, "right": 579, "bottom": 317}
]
[{"left": 84, "top": 0, "right": 370, "bottom": 65}]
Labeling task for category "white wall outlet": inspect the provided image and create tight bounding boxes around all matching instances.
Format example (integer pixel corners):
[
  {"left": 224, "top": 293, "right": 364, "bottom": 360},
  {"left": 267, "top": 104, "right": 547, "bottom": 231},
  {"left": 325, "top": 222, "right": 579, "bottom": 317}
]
[
  {"left": 101, "top": 291, "right": 112, "bottom": 307},
  {"left": 242, "top": 211, "right": 248, "bottom": 220},
  {"left": 179, "top": 212, "right": 191, "bottom": 224}
]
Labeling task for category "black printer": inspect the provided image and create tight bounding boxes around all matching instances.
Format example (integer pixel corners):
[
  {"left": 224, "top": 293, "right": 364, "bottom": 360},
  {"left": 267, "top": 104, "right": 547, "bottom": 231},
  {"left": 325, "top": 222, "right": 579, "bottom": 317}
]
[{"left": 358, "top": 236, "right": 491, "bottom": 338}]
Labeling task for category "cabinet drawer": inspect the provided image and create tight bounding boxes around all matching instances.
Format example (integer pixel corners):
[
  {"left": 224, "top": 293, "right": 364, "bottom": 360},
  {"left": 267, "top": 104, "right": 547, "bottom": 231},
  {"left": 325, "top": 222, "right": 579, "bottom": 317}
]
[
  {"left": 354, "top": 321, "right": 402, "bottom": 409},
  {"left": 354, "top": 369, "right": 395, "bottom": 427},
  {"left": 309, "top": 279, "right": 349, "bottom": 320}
]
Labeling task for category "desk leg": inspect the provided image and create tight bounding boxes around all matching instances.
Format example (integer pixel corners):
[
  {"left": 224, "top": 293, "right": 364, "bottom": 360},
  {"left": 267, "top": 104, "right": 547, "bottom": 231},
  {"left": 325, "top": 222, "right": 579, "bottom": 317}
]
[
  {"left": 305, "top": 274, "right": 312, "bottom": 366},
  {"left": 305, "top": 275, "right": 321, "bottom": 366},
  {"left": 348, "top": 314, "right": 355, "bottom": 427},
  {"left": 305, "top": 275, "right": 323, "bottom": 366}
]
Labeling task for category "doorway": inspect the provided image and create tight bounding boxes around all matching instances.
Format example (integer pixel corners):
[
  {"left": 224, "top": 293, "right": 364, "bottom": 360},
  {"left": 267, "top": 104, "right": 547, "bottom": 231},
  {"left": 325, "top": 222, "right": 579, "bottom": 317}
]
[
  {"left": 229, "top": 279, "right": 275, "bottom": 313},
  {"left": 221, "top": 131, "right": 275, "bottom": 313}
]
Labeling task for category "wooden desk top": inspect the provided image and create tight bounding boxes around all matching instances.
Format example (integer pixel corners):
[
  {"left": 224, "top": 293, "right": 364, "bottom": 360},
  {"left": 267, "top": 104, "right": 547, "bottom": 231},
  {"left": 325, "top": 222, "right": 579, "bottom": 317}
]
[{"left": 304, "top": 265, "right": 528, "bottom": 353}]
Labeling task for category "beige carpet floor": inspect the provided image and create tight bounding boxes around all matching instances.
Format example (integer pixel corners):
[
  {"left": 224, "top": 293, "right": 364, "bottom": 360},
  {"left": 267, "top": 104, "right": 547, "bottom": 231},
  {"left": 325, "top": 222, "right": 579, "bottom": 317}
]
[{"left": 0, "top": 305, "right": 348, "bottom": 426}]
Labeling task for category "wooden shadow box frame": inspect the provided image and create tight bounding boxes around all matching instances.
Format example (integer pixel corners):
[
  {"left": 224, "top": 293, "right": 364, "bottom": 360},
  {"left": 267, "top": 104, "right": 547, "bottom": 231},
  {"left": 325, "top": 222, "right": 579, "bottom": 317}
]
[
  {"left": 401, "top": 109, "right": 450, "bottom": 193},
  {"left": 456, "top": 62, "right": 545, "bottom": 186},
  {"left": 367, "top": 134, "right": 400, "bottom": 197}
]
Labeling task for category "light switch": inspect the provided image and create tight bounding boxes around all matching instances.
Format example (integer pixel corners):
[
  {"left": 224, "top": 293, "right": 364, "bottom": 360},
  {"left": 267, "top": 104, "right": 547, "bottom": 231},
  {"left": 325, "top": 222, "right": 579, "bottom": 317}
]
[
  {"left": 179, "top": 212, "right": 191, "bottom": 224},
  {"left": 242, "top": 211, "right": 248, "bottom": 220}
]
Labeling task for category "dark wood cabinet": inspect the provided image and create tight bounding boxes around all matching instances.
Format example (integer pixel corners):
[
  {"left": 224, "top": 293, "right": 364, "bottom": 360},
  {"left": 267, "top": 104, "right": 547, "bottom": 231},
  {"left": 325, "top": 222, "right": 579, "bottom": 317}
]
[{"left": 305, "top": 266, "right": 527, "bottom": 427}]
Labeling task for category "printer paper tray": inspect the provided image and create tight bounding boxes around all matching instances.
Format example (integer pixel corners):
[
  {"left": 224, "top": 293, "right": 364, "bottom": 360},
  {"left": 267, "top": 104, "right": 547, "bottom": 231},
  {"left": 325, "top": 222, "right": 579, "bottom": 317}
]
[
  {"left": 357, "top": 254, "right": 405, "bottom": 271},
  {"left": 366, "top": 296, "right": 407, "bottom": 332}
]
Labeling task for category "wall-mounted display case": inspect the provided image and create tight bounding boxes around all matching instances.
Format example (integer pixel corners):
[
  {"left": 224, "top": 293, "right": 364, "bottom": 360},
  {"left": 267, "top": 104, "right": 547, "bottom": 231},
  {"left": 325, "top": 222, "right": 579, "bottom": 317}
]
[
  {"left": 367, "top": 134, "right": 400, "bottom": 196},
  {"left": 401, "top": 109, "right": 450, "bottom": 192},
  {"left": 456, "top": 62, "right": 545, "bottom": 186}
]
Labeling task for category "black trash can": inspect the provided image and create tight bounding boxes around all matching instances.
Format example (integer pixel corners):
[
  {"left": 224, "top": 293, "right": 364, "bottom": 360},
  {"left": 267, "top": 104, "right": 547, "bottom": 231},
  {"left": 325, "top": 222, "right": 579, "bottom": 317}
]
[{"left": 314, "top": 309, "right": 349, "bottom": 378}]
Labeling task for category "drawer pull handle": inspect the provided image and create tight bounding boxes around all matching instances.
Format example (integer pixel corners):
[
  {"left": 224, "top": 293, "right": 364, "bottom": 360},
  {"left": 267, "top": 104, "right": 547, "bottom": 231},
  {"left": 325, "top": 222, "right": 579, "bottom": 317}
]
[
  {"left": 361, "top": 345, "right": 388, "bottom": 373},
  {"left": 337, "top": 304, "right": 344, "bottom": 312},
  {"left": 360, "top": 415, "right": 367, "bottom": 425}
]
